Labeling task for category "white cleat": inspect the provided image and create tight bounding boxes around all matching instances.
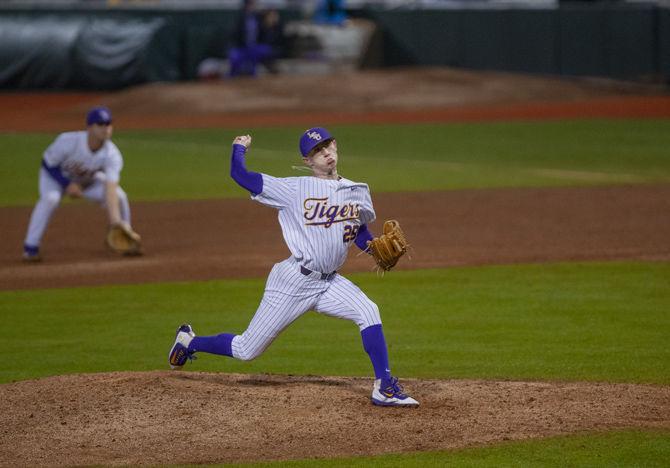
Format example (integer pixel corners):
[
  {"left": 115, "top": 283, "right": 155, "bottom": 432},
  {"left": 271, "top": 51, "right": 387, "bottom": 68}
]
[
  {"left": 168, "top": 324, "right": 196, "bottom": 370},
  {"left": 371, "top": 377, "right": 419, "bottom": 407}
]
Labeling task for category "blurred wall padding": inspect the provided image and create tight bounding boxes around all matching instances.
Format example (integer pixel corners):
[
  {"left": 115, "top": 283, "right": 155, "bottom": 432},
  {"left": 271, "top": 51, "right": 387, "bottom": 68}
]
[
  {"left": 0, "top": 15, "right": 179, "bottom": 89},
  {"left": 0, "top": 3, "right": 667, "bottom": 89}
]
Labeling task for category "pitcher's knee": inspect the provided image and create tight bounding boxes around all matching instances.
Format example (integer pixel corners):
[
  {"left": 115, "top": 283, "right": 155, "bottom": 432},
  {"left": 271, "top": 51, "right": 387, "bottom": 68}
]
[
  {"left": 234, "top": 346, "right": 265, "bottom": 361},
  {"left": 359, "top": 300, "right": 382, "bottom": 329},
  {"left": 232, "top": 334, "right": 272, "bottom": 361},
  {"left": 234, "top": 347, "right": 258, "bottom": 361}
]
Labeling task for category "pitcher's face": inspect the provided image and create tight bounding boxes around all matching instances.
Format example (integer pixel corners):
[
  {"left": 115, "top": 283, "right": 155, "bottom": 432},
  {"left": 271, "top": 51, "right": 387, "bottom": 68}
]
[{"left": 304, "top": 139, "right": 338, "bottom": 177}]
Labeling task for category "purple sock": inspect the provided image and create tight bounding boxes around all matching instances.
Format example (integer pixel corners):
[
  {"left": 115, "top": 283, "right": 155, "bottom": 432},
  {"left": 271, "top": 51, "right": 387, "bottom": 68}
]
[
  {"left": 189, "top": 333, "right": 235, "bottom": 357},
  {"left": 361, "top": 324, "right": 392, "bottom": 381}
]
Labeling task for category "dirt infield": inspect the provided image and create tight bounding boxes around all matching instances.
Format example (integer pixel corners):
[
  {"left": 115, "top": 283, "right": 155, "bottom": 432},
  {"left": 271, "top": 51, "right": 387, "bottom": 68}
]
[
  {"left": 2, "top": 185, "right": 670, "bottom": 290},
  {"left": 1, "top": 68, "right": 669, "bottom": 466}
]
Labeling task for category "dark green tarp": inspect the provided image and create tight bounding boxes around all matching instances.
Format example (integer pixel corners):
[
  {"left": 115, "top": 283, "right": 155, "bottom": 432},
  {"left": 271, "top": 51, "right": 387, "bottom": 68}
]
[{"left": 0, "top": 15, "right": 179, "bottom": 89}]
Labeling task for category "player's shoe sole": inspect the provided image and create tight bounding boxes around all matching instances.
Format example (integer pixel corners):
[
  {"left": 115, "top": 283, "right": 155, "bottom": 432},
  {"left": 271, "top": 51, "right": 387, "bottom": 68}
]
[
  {"left": 169, "top": 324, "right": 196, "bottom": 370},
  {"left": 371, "top": 395, "right": 419, "bottom": 406}
]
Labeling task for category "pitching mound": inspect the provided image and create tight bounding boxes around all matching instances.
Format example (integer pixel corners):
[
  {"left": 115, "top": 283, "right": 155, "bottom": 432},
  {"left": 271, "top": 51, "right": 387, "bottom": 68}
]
[{"left": 1, "top": 371, "right": 668, "bottom": 466}]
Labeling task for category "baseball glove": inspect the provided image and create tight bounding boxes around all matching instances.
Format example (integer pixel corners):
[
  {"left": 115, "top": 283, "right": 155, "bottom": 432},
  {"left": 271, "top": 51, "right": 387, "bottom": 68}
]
[
  {"left": 106, "top": 222, "right": 142, "bottom": 256},
  {"left": 367, "top": 219, "right": 408, "bottom": 272}
]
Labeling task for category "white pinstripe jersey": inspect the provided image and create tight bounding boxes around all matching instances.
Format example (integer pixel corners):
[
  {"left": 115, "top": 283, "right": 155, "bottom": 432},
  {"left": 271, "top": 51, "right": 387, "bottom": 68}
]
[
  {"left": 43, "top": 131, "right": 123, "bottom": 186},
  {"left": 252, "top": 174, "right": 376, "bottom": 273}
]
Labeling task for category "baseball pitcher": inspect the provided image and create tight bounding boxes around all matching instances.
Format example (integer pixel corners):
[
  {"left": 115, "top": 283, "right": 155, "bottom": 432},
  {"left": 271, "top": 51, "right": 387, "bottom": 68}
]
[{"left": 169, "top": 127, "right": 417, "bottom": 406}]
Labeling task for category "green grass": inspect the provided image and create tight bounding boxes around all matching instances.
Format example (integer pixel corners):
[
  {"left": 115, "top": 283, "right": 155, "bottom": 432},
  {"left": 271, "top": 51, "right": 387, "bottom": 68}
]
[
  {"left": 1, "top": 261, "right": 668, "bottom": 385},
  {"left": 2, "top": 119, "right": 669, "bottom": 206},
  {"left": 216, "top": 429, "right": 670, "bottom": 467}
]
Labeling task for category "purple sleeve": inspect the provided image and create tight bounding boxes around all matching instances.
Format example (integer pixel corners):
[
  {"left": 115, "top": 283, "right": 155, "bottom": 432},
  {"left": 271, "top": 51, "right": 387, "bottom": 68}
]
[
  {"left": 230, "top": 143, "right": 263, "bottom": 195},
  {"left": 41, "top": 159, "right": 70, "bottom": 189},
  {"left": 354, "top": 224, "right": 374, "bottom": 252}
]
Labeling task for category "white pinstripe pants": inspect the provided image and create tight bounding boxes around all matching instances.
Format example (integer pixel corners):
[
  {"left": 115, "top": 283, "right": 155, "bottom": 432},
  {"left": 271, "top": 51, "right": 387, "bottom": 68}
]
[{"left": 231, "top": 258, "right": 382, "bottom": 361}]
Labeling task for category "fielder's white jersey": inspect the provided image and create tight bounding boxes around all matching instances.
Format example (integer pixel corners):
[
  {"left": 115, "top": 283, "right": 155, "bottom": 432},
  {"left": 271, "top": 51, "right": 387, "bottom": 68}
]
[
  {"left": 252, "top": 174, "right": 375, "bottom": 273},
  {"left": 43, "top": 131, "right": 123, "bottom": 186}
]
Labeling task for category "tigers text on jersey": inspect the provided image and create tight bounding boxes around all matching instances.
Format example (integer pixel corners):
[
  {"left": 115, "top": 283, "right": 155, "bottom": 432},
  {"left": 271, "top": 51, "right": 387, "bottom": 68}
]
[
  {"left": 253, "top": 174, "right": 376, "bottom": 274},
  {"left": 43, "top": 131, "right": 123, "bottom": 186}
]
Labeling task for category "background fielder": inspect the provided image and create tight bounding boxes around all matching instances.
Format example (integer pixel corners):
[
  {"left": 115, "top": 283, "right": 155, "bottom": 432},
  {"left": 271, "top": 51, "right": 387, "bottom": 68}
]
[
  {"left": 169, "top": 127, "right": 418, "bottom": 406},
  {"left": 22, "top": 106, "right": 134, "bottom": 261}
]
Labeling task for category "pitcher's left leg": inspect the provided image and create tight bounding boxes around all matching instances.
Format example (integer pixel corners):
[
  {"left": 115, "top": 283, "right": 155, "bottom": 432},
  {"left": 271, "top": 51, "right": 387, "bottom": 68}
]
[
  {"left": 314, "top": 275, "right": 387, "bottom": 377},
  {"left": 314, "top": 275, "right": 419, "bottom": 406}
]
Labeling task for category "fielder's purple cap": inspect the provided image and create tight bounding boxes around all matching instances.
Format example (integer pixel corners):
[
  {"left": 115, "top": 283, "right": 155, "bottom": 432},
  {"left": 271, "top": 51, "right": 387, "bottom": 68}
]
[
  {"left": 299, "top": 127, "right": 333, "bottom": 157},
  {"left": 86, "top": 106, "right": 112, "bottom": 126}
]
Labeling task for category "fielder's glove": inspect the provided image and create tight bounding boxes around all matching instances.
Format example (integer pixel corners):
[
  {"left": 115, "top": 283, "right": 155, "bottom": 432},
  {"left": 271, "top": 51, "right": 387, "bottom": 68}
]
[
  {"left": 367, "top": 219, "right": 408, "bottom": 272},
  {"left": 106, "top": 222, "right": 142, "bottom": 256}
]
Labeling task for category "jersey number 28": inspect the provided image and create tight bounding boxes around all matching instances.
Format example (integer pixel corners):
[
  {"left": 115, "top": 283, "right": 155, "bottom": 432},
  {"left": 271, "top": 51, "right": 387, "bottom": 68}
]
[{"left": 343, "top": 225, "right": 359, "bottom": 243}]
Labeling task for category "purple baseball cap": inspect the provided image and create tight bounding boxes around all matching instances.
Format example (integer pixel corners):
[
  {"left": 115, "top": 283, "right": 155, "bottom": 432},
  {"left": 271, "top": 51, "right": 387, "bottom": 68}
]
[
  {"left": 299, "top": 127, "right": 333, "bottom": 157},
  {"left": 86, "top": 106, "right": 113, "bottom": 126}
]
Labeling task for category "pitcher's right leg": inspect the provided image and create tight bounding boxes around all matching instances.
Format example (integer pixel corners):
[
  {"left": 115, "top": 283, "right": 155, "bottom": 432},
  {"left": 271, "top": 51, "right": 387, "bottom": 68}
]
[{"left": 169, "top": 259, "right": 321, "bottom": 367}]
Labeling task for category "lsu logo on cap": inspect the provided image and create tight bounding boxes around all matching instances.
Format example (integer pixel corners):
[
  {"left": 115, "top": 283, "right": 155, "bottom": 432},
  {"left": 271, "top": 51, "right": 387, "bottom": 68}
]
[{"left": 300, "top": 127, "right": 333, "bottom": 157}]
